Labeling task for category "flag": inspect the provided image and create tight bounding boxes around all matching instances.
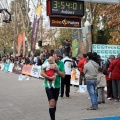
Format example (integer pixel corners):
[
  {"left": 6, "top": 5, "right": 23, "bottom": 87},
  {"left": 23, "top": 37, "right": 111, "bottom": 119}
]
[
  {"left": 22, "top": 32, "right": 26, "bottom": 56},
  {"left": 17, "top": 34, "right": 23, "bottom": 56},
  {"left": 31, "top": 5, "right": 42, "bottom": 51}
]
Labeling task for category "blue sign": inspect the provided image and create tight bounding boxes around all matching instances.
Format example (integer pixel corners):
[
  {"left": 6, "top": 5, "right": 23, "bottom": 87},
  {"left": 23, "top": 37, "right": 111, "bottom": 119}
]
[{"left": 83, "top": 116, "right": 120, "bottom": 120}]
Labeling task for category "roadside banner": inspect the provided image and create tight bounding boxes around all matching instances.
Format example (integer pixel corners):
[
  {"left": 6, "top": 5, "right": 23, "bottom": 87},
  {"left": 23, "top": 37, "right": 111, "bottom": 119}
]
[
  {"left": 83, "top": 116, "right": 120, "bottom": 120},
  {"left": 30, "top": 65, "right": 41, "bottom": 78},
  {"left": 70, "top": 68, "right": 80, "bottom": 86},
  {"left": 21, "top": 64, "right": 32, "bottom": 75},
  {"left": 4, "top": 62, "right": 10, "bottom": 72},
  {"left": 8, "top": 63, "right": 14, "bottom": 72}
]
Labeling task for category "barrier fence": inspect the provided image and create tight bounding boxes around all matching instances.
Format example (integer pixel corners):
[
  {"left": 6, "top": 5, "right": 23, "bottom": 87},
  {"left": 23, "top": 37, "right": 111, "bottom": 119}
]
[
  {"left": 0, "top": 62, "right": 87, "bottom": 92},
  {"left": 0, "top": 62, "right": 44, "bottom": 78}
]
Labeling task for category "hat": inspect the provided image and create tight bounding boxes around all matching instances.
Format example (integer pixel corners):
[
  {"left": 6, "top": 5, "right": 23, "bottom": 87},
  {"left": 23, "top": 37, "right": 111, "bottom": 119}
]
[
  {"left": 54, "top": 49, "right": 62, "bottom": 57},
  {"left": 109, "top": 55, "right": 115, "bottom": 59}
]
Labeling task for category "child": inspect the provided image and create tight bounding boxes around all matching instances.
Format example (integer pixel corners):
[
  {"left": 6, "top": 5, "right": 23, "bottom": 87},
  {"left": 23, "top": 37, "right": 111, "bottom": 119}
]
[
  {"left": 97, "top": 67, "right": 106, "bottom": 104},
  {"left": 42, "top": 56, "right": 58, "bottom": 88}
]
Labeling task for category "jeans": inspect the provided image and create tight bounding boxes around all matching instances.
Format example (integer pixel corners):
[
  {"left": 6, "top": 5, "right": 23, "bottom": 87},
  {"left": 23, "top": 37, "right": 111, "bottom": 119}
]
[{"left": 86, "top": 80, "right": 98, "bottom": 109}]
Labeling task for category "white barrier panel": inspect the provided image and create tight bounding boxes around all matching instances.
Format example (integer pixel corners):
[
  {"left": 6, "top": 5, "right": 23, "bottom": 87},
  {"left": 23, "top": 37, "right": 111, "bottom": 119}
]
[
  {"left": 8, "top": 63, "right": 14, "bottom": 72},
  {"left": 30, "top": 65, "right": 41, "bottom": 78},
  {"left": 0, "top": 63, "right": 5, "bottom": 70}
]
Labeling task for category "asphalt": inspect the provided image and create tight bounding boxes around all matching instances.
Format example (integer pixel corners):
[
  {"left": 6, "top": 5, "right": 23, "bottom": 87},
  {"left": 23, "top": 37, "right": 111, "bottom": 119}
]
[{"left": 0, "top": 70, "right": 120, "bottom": 120}]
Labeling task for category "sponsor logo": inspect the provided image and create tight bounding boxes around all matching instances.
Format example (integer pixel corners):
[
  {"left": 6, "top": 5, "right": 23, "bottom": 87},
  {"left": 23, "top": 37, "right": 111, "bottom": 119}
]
[{"left": 51, "top": 19, "right": 80, "bottom": 27}]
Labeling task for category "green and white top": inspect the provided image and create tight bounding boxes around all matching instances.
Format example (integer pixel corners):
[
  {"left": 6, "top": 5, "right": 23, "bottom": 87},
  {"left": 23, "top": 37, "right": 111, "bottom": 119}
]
[{"left": 41, "top": 59, "right": 65, "bottom": 88}]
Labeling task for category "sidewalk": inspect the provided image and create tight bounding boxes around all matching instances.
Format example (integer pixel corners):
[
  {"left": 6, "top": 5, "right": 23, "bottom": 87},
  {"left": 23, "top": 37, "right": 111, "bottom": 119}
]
[{"left": 0, "top": 71, "right": 120, "bottom": 120}]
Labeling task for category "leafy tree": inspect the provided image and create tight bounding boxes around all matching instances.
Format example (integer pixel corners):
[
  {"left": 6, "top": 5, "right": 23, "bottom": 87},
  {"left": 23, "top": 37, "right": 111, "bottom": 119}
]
[
  {"left": 99, "top": 4, "right": 120, "bottom": 44},
  {"left": 55, "top": 29, "right": 72, "bottom": 47}
]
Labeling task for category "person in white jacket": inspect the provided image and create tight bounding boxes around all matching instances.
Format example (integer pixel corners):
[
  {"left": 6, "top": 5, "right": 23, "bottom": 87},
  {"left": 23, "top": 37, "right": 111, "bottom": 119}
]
[{"left": 97, "top": 67, "right": 106, "bottom": 104}]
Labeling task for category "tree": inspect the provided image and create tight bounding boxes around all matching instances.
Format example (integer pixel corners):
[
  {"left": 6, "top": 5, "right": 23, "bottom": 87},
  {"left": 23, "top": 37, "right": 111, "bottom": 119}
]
[
  {"left": 99, "top": 4, "right": 120, "bottom": 45},
  {"left": 10, "top": 0, "right": 31, "bottom": 55}
]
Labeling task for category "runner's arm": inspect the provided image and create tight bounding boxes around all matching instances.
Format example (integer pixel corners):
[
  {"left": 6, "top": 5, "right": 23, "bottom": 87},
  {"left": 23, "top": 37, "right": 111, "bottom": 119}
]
[{"left": 56, "top": 69, "right": 65, "bottom": 78}]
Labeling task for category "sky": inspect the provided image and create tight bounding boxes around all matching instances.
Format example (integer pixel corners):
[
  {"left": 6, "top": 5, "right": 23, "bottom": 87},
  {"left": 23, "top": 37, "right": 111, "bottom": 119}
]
[{"left": 0, "top": 0, "right": 49, "bottom": 26}]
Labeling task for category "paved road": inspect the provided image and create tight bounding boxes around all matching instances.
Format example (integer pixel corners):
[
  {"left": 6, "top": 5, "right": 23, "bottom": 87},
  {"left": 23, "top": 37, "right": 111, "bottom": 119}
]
[{"left": 0, "top": 71, "right": 120, "bottom": 120}]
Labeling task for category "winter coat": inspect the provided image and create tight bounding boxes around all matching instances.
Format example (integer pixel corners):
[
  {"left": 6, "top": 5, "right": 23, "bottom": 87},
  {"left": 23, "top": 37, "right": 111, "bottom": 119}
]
[
  {"left": 109, "top": 58, "right": 120, "bottom": 80},
  {"left": 97, "top": 73, "right": 106, "bottom": 88},
  {"left": 84, "top": 60, "right": 99, "bottom": 80},
  {"left": 78, "top": 58, "right": 86, "bottom": 73}
]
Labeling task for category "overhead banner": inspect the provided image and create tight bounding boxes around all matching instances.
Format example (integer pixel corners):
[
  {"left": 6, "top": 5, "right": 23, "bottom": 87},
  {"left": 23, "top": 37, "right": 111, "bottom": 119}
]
[
  {"left": 72, "top": 25, "right": 92, "bottom": 59},
  {"left": 50, "top": 17, "right": 81, "bottom": 28}
]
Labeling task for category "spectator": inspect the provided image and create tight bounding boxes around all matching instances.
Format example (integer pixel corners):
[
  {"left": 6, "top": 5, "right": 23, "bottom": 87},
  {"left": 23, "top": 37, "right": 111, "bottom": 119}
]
[
  {"left": 84, "top": 52, "right": 99, "bottom": 110},
  {"left": 64, "top": 39, "right": 70, "bottom": 56},
  {"left": 40, "top": 51, "right": 44, "bottom": 61},
  {"left": 108, "top": 54, "right": 120, "bottom": 102},
  {"left": 103, "top": 55, "right": 115, "bottom": 100},
  {"left": 60, "top": 51, "right": 72, "bottom": 98},
  {"left": 97, "top": 67, "right": 106, "bottom": 104},
  {"left": 25, "top": 56, "right": 30, "bottom": 64},
  {"left": 37, "top": 56, "right": 42, "bottom": 66},
  {"left": 78, "top": 53, "right": 87, "bottom": 85},
  {"left": 71, "top": 57, "right": 78, "bottom": 68},
  {"left": 33, "top": 55, "right": 38, "bottom": 64}
]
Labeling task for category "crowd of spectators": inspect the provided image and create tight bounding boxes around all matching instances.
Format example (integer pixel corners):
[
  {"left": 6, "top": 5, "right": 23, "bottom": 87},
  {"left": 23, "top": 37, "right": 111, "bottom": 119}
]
[{"left": 0, "top": 47, "right": 120, "bottom": 112}]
